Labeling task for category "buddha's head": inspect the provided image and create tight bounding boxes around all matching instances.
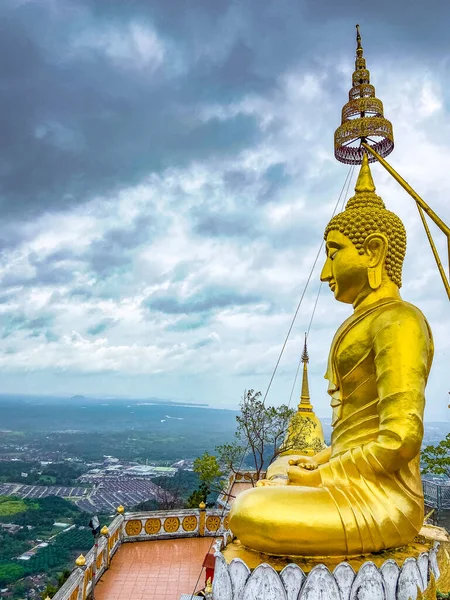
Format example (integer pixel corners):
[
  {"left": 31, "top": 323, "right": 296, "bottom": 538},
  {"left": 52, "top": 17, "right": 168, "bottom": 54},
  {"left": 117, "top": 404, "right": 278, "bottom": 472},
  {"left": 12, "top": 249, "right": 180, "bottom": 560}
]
[{"left": 321, "top": 154, "right": 406, "bottom": 305}]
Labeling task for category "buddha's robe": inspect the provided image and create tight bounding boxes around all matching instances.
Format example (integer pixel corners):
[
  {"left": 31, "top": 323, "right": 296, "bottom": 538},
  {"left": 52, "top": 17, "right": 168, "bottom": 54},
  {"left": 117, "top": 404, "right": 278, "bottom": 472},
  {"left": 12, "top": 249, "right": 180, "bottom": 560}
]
[{"left": 229, "top": 298, "right": 433, "bottom": 556}]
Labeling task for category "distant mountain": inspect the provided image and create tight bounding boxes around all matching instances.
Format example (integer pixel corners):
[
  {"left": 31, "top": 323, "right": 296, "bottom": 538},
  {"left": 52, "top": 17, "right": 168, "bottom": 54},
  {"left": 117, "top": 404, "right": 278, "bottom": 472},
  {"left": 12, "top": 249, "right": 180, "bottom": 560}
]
[{"left": 0, "top": 393, "right": 209, "bottom": 408}]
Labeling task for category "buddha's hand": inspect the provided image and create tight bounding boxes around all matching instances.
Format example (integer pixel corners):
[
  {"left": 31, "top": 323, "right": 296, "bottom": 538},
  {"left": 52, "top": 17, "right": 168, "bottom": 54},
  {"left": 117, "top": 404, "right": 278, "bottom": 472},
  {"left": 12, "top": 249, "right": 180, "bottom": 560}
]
[
  {"left": 287, "top": 464, "right": 322, "bottom": 487},
  {"left": 289, "top": 456, "right": 319, "bottom": 471},
  {"left": 256, "top": 477, "right": 288, "bottom": 487},
  {"left": 288, "top": 458, "right": 318, "bottom": 470}
]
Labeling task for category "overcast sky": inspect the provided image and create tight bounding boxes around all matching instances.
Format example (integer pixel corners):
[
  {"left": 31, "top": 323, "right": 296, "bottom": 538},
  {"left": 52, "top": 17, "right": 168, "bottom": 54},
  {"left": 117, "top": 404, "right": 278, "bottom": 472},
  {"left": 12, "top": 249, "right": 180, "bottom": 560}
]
[{"left": 0, "top": 0, "right": 449, "bottom": 420}]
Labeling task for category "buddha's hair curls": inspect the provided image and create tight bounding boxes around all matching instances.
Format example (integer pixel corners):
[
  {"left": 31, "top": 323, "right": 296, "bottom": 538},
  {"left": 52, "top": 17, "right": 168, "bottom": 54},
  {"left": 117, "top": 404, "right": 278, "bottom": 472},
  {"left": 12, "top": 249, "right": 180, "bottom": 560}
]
[{"left": 324, "top": 191, "right": 407, "bottom": 288}]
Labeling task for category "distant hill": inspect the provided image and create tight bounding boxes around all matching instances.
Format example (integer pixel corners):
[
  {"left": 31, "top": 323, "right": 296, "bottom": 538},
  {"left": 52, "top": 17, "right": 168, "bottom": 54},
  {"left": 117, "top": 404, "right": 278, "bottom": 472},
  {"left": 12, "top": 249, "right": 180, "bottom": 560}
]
[
  {"left": 0, "top": 394, "right": 208, "bottom": 408},
  {"left": 0, "top": 395, "right": 447, "bottom": 445}
]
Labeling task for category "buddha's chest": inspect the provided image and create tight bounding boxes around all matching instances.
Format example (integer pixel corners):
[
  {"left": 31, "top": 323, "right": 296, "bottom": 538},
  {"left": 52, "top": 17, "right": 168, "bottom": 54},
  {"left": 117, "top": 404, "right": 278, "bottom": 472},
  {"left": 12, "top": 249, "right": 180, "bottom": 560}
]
[{"left": 332, "top": 320, "right": 378, "bottom": 416}]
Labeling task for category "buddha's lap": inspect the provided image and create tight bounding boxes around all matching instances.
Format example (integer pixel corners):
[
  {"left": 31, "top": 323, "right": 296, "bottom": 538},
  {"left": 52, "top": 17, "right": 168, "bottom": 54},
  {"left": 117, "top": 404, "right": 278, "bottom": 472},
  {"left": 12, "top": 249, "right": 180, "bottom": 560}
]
[
  {"left": 229, "top": 485, "right": 349, "bottom": 555},
  {"left": 230, "top": 484, "right": 341, "bottom": 529}
]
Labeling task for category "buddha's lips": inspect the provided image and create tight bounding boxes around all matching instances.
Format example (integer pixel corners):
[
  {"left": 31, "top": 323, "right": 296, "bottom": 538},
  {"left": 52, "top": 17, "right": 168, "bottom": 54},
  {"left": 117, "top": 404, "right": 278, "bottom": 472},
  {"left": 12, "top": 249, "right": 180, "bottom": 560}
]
[{"left": 330, "top": 282, "right": 336, "bottom": 291}]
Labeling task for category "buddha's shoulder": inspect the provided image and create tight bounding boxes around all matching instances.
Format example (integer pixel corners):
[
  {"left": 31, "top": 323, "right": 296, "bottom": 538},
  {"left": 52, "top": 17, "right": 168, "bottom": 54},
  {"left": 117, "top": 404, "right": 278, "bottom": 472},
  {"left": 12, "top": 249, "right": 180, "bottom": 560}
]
[{"left": 370, "top": 299, "right": 430, "bottom": 333}]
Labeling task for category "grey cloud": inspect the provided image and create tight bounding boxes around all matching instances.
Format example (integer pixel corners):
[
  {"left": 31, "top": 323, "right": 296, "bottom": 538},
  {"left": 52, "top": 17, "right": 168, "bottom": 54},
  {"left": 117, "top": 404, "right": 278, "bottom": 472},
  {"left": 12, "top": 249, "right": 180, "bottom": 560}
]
[
  {"left": 0, "top": 312, "right": 54, "bottom": 339},
  {"left": 145, "top": 286, "right": 262, "bottom": 314},
  {"left": 264, "top": 163, "right": 287, "bottom": 185},
  {"left": 68, "top": 287, "right": 94, "bottom": 300},
  {"left": 85, "top": 243, "right": 129, "bottom": 276},
  {"left": 1, "top": 252, "right": 76, "bottom": 289},
  {"left": 0, "top": 223, "right": 32, "bottom": 253},
  {"left": 0, "top": 1, "right": 261, "bottom": 230},
  {"left": 0, "top": 269, "right": 68, "bottom": 289},
  {"left": 103, "top": 218, "right": 155, "bottom": 249},
  {"left": 45, "top": 330, "right": 60, "bottom": 342},
  {"left": 169, "top": 261, "right": 203, "bottom": 283},
  {"left": 223, "top": 169, "right": 256, "bottom": 191},
  {"left": 259, "top": 163, "right": 290, "bottom": 204},
  {"left": 165, "top": 315, "right": 211, "bottom": 332},
  {"left": 192, "top": 335, "right": 219, "bottom": 349},
  {"left": 87, "top": 318, "right": 117, "bottom": 336},
  {"left": 190, "top": 165, "right": 289, "bottom": 239},
  {"left": 0, "top": 290, "right": 17, "bottom": 304},
  {"left": 192, "top": 209, "right": 256, "bottom": 238},
  {"left": 1, "top": 0, "right": 445, "bottom": 238},
  {"left": 303, "top": 0, "right": 450, "bottom": 56},
  {"left": 43, "top": 249, "right": 79, "bottom": 263},
  {"left": 83, "top": 215, "right": 160, "bottom": 276},
  {"left": 4, "top": 346, "right": 18, "bottom": 355}
]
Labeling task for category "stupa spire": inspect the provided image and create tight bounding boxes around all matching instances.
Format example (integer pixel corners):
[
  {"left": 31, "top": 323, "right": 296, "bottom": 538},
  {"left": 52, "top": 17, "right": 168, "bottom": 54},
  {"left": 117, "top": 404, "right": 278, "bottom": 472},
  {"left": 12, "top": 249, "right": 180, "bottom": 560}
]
[
  {"left": 356, "top": 24, "right": 362, "bottom": 51},
  {"left": 299, "top": 335, "right": 313, "bottom": 411}
]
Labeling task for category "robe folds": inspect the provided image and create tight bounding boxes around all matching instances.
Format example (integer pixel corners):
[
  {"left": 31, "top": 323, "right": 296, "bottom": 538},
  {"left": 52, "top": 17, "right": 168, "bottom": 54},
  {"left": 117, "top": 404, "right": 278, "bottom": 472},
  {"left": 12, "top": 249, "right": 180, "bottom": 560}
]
[{"left": 229, "top": 298, "right": 434, "bottom": 556}]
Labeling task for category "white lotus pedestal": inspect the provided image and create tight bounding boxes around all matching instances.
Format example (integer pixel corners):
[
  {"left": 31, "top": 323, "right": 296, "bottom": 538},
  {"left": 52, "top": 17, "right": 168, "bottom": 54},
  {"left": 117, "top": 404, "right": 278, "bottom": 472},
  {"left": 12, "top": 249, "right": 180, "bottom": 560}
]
[{"left": 212, "top": 527, "right": 450, "bottom": 600}]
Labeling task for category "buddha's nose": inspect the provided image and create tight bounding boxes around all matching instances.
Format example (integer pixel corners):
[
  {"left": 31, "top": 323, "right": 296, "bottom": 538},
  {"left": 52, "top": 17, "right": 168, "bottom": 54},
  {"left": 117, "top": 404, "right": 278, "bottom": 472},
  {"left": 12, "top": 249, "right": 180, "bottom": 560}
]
[{"left": 320, "top": 258, "right": 332, "bottom": 282}]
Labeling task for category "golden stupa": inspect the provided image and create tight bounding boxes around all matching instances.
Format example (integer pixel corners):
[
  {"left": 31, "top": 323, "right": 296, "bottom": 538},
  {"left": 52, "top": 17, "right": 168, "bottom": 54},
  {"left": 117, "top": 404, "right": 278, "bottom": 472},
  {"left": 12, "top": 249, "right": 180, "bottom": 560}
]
[
  {"left": 261, "top": 337, "right": 326, "bottom": 487},
  {"left": 286, "top": 336, "right": 326, "bottom": 456}
]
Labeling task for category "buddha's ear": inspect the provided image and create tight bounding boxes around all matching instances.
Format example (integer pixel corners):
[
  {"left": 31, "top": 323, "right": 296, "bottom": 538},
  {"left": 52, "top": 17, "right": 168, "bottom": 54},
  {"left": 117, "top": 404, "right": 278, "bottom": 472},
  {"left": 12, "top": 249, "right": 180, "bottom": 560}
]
[{"left": 364, "top": 233, "right": 388, "bottom": 290}]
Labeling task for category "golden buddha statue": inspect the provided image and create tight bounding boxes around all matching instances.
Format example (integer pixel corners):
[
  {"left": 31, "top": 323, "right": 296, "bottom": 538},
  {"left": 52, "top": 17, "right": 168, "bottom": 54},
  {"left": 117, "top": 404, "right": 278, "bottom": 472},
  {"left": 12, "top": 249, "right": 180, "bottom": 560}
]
[{"left": 229, "top": 155, "right": 434, "bottom": 557}]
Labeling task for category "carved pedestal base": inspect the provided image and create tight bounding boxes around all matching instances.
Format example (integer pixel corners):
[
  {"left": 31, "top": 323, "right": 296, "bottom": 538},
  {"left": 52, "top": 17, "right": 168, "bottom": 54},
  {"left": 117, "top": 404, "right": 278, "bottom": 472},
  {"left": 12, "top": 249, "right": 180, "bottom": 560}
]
[{"left": 213, "top": 526, "right": 450, "bottom": 600}]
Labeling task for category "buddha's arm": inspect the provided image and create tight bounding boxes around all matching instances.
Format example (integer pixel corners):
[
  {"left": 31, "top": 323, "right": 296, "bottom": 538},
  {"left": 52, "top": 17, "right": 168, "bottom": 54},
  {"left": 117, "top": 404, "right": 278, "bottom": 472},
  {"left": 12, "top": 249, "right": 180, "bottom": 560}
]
[
  {"left": 364, "top": 306, "right": 432, "bottom": 472},
  {"left": 319, "top": 305, "right": 432, "bottom": 483},
  {"left": 307, "top": 445, "right": 331, "bottom": 465},
  {"left": 288, "top": 445, "right": 331, "bottom": 467}
]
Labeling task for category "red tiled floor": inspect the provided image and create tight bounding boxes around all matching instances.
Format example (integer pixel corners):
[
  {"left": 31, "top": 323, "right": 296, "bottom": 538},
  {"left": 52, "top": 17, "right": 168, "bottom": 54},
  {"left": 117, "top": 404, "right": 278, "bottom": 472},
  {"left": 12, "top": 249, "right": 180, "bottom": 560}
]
[{"left": 95, "top": 538, "right": 215, "bottom": 600}]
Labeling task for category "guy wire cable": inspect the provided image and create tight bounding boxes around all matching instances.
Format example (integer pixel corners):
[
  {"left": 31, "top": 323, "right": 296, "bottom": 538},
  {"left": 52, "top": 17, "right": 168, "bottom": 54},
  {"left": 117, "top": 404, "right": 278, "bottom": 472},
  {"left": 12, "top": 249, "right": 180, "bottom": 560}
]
[
  {"left": 286, "top": 164, "right": 354, "bottom": 410},
  {"left": 260, "top": 163, "right": 354, "bottom": 407},
  {"left": 188, "top": 164, "right": 354, "bottom": 598}
]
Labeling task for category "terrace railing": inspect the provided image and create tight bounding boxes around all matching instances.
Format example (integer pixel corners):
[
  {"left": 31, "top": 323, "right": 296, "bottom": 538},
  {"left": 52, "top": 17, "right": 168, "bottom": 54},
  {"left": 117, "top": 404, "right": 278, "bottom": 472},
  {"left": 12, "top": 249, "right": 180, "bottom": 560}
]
[
  {"left": 50, "top": 503, "right": 234, "bottom": 600},
  {"left": 122, "top": 506, "right": 230, "bottom": 542}
]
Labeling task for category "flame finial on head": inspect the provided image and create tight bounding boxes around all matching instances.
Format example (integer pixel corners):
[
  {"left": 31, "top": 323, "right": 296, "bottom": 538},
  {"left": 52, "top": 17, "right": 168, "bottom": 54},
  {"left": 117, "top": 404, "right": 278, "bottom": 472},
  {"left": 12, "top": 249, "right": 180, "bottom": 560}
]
[
  {"left": 354, "top": 152, "right": 376, "bottom": 194},
  {"left": 345, "top": 153, "right": 385, "bottom": 211}
]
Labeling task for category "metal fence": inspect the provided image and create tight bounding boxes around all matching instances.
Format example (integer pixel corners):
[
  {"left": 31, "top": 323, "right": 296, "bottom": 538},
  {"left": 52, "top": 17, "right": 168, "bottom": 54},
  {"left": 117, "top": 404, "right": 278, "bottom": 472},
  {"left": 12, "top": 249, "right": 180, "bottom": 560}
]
[{"left": 423, "top": 480, "right": 450, "bottom": 510}]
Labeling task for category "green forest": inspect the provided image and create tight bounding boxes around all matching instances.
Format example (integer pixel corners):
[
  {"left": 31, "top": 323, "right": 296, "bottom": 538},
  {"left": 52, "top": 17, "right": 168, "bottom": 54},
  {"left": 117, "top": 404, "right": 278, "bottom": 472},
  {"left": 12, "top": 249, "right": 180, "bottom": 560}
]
[
  {"left": 0, "top": 460, "right": 86, "bottom": 487},
  {"left": 0, "top": 496, "right": 99, "bottom": 598}
]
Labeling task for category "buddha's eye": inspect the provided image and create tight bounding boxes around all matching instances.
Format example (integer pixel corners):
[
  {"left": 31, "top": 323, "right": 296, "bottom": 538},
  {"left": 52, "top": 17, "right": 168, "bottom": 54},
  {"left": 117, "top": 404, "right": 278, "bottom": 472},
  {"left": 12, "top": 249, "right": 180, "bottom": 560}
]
[{"left": 329, "top": 250, "right": 338, "bottom": 260}]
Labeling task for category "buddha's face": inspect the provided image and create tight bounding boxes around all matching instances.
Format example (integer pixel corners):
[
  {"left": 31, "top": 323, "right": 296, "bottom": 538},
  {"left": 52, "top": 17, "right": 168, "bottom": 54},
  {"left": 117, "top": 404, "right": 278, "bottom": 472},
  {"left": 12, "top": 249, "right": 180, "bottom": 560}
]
[{"left": 320, "top": 230, "right": 371, "bottom": 304}]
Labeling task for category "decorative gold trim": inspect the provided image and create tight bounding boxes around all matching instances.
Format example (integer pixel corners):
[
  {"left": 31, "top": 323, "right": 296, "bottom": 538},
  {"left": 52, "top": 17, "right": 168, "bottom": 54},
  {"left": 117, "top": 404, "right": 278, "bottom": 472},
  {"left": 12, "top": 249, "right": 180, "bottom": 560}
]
[
  {"left": 163, "top": 516, "right": 180, "bottom": 533},
  {"left": 125, "top": 519, "right": 142, "bottom": 536},
  {"left": 199, "top": 504, "right": 206, "bottom": 536},
  {"left": 342, "top": 97, "right": 383, "bottom": 121},
  {"left": 206, "top": 515, "right": 221, "bottom": 532},
  {"left": 145, "top": 518, "right": 161, "bottom": 535},
  {"left": 182, "top": 515, "right": 198, "bottom": 532},
  {"left": 349, "top": 84, "right": 375, "bottom": 101},
  {"left": 334, "top": 25, "right": 394, "bottom": 164}
]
